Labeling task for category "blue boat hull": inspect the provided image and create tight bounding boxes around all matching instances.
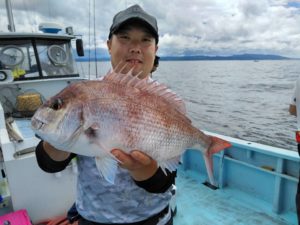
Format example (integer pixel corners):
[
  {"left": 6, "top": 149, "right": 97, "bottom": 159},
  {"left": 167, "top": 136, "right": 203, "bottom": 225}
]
[{"left": 177, "top": 131, "right": 299, "bottom": 224}]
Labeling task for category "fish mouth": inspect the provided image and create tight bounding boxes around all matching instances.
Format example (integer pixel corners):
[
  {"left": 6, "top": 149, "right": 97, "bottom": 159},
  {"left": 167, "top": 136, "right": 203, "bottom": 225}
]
[{"left": 31, "top": 117, "right": 46, "bottom": 130}]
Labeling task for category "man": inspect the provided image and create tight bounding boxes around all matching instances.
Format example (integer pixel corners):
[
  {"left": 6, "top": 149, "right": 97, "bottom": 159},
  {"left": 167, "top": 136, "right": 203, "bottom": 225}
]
[
  {"left": 289, "top": 77, "right": 300, "bottom": 225},
  {"left": 36, "top": 5, "right": 177, "bottom": 225}
]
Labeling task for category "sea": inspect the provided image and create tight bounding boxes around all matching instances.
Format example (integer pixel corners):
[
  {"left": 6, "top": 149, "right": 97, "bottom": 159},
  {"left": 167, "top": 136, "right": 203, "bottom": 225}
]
[{"left": 77, "top": 60, "right": 300, "bottom": 152}]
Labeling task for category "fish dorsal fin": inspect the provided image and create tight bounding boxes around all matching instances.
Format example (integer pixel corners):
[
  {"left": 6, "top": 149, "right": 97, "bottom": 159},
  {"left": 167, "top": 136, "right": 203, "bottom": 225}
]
[{"left": 103, "top": 68, "right": 187, "bottom": 114}]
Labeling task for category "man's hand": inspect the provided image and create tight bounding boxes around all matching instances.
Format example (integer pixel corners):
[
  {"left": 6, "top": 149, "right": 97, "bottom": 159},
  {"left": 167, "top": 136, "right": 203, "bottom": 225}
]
[
  {"left": 111, "top": 149, "right": 158, "bottom": 181},
  {"left": 43, "top": 141, "right": 71, "bottom": 161},
  {"left": 289, "top": 104, "right": 297, "bottom": 116}
]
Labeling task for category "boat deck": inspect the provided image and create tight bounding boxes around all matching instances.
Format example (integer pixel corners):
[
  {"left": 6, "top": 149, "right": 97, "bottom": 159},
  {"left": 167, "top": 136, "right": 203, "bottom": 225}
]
[{"left": 174, "top": 167, "right": 297, "bottom": 225}]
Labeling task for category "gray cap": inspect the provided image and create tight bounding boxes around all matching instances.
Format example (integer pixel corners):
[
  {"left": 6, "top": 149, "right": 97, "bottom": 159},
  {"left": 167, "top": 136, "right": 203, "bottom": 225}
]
[{"left": 109, "top": 4, "right": 158, "bottom": 43}]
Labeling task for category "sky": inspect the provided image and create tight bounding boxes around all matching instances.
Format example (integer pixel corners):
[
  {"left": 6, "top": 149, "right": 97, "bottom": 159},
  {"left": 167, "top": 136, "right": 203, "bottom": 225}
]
[{"left": 1, "top": 0, "right": 300, "bottom": 58}]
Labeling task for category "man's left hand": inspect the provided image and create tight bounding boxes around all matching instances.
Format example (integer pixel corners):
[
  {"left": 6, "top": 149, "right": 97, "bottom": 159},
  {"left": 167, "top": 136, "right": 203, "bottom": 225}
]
[{"left": 111, "top": 149, "right": 158, "bottom": 181}]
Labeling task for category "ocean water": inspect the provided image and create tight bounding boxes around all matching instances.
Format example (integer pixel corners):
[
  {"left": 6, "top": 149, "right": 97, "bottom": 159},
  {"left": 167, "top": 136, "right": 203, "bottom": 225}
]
[{"left": 77, "top": 60, "right": 300, "bottom": 152}]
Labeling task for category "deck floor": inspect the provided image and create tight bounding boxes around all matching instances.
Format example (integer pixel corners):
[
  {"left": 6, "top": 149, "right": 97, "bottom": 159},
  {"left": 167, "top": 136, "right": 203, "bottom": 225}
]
[{"left": 173, "top": 167, "right": 297, "bottom": 225}]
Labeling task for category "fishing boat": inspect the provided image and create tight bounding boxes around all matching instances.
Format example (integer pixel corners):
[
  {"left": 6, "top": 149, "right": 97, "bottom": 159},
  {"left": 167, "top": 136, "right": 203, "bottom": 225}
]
[
  {"left": 0, "top": 0, "right": 86, "bottom": 223},
  {"left": 0, "top": 1, "right": 299, "bottom": 225}
]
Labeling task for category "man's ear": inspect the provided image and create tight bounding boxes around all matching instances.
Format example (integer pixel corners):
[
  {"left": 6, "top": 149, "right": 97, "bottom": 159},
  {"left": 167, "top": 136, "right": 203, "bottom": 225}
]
[{"left": 107, "top": 39, "right": 112, "bottom": 54}]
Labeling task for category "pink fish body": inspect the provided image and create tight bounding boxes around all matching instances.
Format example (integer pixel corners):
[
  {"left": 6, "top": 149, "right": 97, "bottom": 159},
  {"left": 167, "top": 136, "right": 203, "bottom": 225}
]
[{"left": 32, "top": 68, "right": 231, "bottom": 184}]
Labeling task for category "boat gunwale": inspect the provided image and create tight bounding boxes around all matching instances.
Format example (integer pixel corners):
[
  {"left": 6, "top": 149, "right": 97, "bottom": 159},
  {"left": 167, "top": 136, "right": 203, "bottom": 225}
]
[{"left": 204, "top": 130, "right": 300, "bottom": 161}]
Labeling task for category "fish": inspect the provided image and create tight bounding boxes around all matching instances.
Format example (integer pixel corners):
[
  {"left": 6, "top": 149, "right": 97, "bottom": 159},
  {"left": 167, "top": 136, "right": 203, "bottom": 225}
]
[{"left": 31, "top": 66, "right": 231, "bottom": 185}]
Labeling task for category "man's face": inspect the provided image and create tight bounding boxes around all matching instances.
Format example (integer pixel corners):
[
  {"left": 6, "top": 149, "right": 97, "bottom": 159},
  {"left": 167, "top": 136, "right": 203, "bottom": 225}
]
[{"left": 107, "top": 25, "right": 158, "bottom": 79}]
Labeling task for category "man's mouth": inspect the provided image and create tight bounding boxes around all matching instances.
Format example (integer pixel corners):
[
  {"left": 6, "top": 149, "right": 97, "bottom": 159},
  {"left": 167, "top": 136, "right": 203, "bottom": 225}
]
[{"left": 126, "top": 59, "right": 142, "bottom": 64}]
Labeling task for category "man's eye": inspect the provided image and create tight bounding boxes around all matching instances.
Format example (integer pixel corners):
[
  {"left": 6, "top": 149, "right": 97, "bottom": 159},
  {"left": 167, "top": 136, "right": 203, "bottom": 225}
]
[
  {"left": 118, "top": 35, "right": 130, "bottom": 40},
  {"left": 143, "top": 38, "right": 152, "bottom": 42}
]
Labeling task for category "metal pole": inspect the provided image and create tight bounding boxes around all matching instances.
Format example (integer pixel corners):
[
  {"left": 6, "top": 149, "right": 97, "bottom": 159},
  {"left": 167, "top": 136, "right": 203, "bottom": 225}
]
[{"left": 5, "top": 0, "right": 16, "bottom": 32}]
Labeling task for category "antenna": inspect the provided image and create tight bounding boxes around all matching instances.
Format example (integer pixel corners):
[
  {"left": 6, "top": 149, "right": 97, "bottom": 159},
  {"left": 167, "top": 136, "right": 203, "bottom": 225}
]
[{"left": 5, "top": 0, "right": 16, "bottom": 32}]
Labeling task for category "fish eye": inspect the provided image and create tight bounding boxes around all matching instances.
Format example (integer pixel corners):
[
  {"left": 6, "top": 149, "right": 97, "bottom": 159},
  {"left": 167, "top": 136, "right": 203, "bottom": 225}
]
[{"left": 51, "top": 98, "right": 63, "bottom": 110}]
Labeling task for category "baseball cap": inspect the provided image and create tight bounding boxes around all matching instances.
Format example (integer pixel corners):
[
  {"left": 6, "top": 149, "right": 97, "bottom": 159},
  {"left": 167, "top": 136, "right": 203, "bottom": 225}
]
[{"left": 109, "top": 4, "right": 159, "bottom": 43}]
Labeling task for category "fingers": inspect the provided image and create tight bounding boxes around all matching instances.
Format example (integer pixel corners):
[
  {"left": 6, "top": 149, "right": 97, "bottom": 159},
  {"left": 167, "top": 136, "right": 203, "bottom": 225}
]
[
  {"left": 131, "top": 150, "right": 152, "bottom": 165},
  {"left": 111, "top": 149, "right": 158, "bottom": 181},
  {"left": 111, "top": 149, "right": 153, "bottom": 170},
  {"left": 111, "top": 149, "right": 132, "bottom": 165}
]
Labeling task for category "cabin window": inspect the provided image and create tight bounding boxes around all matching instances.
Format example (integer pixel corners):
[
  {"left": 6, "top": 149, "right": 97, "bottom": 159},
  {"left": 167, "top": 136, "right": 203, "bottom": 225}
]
[
  {"left": 0, "top": 38, "right": 78, "bottom": 81},
  {"left": 35, "top": 39, "right": 77, "bottom": 77},
  {"left": 0, "top": 40, "right": 37, "bottom": 80}
]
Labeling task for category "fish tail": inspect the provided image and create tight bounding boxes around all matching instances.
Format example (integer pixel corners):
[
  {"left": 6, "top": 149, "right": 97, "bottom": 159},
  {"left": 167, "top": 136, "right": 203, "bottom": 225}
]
[
  {"left": 208, "top": 136, "right": 232, "bottom": 154},
  {"left": 203, "top": 153, "right": 215, "bottom": 186},
  {"left": 204, "top": 136, "right": 231, "bottom": 186}
]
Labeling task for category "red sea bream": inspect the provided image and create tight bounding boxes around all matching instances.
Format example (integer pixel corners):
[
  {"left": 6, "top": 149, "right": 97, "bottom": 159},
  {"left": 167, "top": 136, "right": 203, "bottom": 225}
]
[{"left": 31, "top": 67, "right": 231, "bottom": 184}]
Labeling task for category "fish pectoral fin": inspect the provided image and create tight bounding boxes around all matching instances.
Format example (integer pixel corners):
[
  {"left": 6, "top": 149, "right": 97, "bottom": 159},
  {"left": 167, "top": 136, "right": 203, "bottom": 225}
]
[
  {"left": 83, "top": 121, "right": 100, "bottom": 131},
  {"left": 95, "top": 156, "right": 119, "bottom": 184},
  {"left": 159, "top": 156, "right": 181, "bottom": 175},
  {"left": 84, "top": 126, "right": 99, "bottom": 139}
]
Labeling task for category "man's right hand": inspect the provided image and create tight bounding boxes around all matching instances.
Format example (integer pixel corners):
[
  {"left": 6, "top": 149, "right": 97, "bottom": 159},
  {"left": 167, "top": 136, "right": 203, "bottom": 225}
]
[{"left": 43, "top": 141, "right": 71, "bottom": 161}]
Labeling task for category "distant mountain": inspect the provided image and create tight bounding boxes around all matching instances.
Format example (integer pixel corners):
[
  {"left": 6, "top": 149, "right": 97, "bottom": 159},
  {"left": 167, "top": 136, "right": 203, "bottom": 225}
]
[
  {"left": 74, "top": 48, "right": 110, "bottom": 62},
  {"left": 75, "top": 57, "right": 110, "bottom": 62},
  {"left": 75, "top": 51, "right": 297, "bottom": 62},
  {"left": 160, "top": 54, "right": 294, "bottom": 61}
]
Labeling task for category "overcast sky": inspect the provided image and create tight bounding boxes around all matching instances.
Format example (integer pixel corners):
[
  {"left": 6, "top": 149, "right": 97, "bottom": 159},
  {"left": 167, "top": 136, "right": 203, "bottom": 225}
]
[{"left": 1, "top": 0, "right": 300, "bottom": 58}]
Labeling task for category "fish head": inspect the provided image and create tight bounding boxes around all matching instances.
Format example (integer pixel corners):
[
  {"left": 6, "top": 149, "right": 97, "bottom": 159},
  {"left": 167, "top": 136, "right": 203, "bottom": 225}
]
[{"left": 31, "top": 87, "right": 84, "bottom": 150}]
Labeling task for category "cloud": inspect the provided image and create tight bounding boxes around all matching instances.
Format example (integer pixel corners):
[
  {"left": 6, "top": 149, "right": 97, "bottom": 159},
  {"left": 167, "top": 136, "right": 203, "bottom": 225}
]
[{"left": 1, "top": 0, "right": 300, "bottom": 57}]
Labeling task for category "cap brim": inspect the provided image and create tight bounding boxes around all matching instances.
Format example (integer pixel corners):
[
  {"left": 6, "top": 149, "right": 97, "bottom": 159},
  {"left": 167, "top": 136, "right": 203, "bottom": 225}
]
[{"left": 115, "top": 18, "right": 157, "bottom": 36}]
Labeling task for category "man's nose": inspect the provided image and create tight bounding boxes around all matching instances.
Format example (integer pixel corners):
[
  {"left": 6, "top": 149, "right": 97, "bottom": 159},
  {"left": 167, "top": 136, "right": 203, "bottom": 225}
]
[{"left": 129, "top": 41, "right": 142, "bottom": 54}]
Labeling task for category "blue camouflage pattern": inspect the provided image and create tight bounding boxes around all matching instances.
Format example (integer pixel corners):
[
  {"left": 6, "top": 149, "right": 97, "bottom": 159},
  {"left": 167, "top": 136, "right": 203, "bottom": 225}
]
[{"left": 75, "top": 155, "right": 172, "bottom": 223}]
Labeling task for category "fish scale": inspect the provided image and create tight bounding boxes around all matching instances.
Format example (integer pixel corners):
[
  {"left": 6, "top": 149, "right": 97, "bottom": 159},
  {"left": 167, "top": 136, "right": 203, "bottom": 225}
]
[{"left": 32, "top": 68, "right": 231, "bottom": 185}]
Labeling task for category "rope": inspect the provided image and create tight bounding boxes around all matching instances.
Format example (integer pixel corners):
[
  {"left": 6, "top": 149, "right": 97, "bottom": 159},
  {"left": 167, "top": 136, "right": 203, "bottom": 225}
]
[
  {"left": 93, "top": 0, "right": 98, "bottom": 78},
  {"left": 88, "top": 0, "right": 91, "bottom": 79}
]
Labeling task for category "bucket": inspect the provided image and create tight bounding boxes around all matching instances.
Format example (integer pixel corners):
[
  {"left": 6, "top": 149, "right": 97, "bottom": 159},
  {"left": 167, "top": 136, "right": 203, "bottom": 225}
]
[
  {"left": 0, "top": 209, "right": 31, "bottom": 225},
  {"left": 16, "top": 93, "right": 42, "bottom": 117}
]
